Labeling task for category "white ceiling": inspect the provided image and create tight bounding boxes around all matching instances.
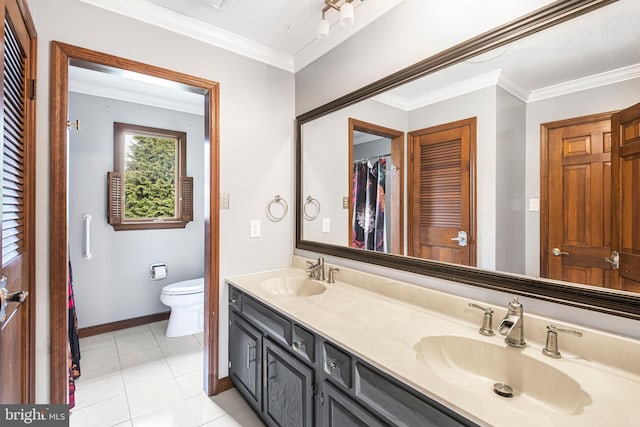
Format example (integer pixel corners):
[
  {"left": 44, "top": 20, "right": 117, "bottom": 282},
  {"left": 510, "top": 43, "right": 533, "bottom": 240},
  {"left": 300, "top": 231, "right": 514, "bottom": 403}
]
[{"left": 78, "top": 0, "right": 405, "bottom": 72}]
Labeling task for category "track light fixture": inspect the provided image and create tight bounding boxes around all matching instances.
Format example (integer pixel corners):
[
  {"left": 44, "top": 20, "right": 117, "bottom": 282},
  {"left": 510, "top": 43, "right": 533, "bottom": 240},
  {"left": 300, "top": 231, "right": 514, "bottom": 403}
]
[{"left": 316, "top": 0, "right": 358, "bottom": 39}]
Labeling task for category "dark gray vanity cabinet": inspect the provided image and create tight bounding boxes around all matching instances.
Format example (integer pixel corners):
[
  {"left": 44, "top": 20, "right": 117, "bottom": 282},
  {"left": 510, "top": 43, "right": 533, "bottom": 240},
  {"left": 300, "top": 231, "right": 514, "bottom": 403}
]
[
  {"left": 228, "top": 284, "right": 479, "bottom": 427},
  {"left": 229, "top": 312, "right": 262, "bottom": 413},
  {"left": 263, "top": 338, "right": 314, "bottom": 427}
]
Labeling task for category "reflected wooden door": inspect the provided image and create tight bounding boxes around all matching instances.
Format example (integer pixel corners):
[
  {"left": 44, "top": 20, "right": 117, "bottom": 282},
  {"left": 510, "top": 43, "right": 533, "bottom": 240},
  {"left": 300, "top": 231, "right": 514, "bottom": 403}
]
[
  {"left": 0, "top": 0, "right": 36, "bottom": 403},
  {"left": 612, "top": 103, "right": 640, "bottom": 292},
  {"left": 543, "top": 115, "right": 612, "bottom": 286},
  {"left": 408, "top": 118, "right": 476, "bottom": 265}
]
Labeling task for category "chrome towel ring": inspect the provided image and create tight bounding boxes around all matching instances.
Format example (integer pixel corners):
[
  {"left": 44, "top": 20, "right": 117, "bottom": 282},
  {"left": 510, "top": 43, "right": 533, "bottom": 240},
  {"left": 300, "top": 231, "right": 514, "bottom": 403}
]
[
  {"left": 303, "top": 196, "right": 321, "bottom": 221},
  {"left": 266, "top": 195, "right": 288, "bottom": 222}
]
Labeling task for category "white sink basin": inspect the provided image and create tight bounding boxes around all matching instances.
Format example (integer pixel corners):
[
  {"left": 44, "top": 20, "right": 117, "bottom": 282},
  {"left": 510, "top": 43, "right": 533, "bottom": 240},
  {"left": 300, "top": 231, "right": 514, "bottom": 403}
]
[
  {"left": 260, "top": 277, "right": 326, "bottom": 297},
  {"left": 414, "top": 336, "right": 591, "bottom": 415}
]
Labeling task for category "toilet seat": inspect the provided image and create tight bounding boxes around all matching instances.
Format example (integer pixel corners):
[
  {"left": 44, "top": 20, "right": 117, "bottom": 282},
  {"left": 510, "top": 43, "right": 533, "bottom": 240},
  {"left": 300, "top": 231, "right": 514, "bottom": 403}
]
[{"left": 161, "top": 278, "right": 204, "bottom": 296}]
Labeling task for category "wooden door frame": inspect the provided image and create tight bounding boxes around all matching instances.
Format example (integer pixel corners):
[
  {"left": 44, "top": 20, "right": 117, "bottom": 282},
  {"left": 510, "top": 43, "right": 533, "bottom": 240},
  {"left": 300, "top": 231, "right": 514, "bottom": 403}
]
[
  {"left": 348, "top": 118, "right": 404, "bottom": 255},
  {"left": 406, "top": 118, "right": 477, "bottom": 265},
  {"left": 49, "top": 42, "right": 222, "bottom": 403},
  {"left": 540, "top": 111, "right": 615, "bottom": 279}
]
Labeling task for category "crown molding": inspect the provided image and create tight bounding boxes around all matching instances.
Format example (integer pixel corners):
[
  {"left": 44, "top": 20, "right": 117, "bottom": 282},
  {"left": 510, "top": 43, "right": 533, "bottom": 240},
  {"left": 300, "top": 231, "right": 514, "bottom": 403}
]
[
  {"left": 78, "top": 0, "right": 295, "bottom": 72},
  {"left": 528, "top": 63, "right": 640, "bottom": 102}
]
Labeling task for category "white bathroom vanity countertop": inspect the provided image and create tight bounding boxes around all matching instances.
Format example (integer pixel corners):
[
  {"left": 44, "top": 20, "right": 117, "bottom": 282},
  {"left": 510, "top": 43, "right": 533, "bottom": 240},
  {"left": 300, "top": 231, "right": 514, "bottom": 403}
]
[{"left": 226, "top": 259, "right": 640, "bottom": 427}]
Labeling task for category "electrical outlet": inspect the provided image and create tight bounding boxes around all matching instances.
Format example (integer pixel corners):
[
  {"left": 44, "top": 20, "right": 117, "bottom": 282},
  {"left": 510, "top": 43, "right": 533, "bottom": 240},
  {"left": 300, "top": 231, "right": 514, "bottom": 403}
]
[
  {"left": 221, "top": 193, "right": 230, "bottom": 209},
  {"left": 322, "top": 218, "right": 331, "bottom": 233},
  {"left": 250, "top": 220, "right": 261, "bottom": 238},
  {"left": 343, "top": 197, "right": 349, "bottom": 209}
]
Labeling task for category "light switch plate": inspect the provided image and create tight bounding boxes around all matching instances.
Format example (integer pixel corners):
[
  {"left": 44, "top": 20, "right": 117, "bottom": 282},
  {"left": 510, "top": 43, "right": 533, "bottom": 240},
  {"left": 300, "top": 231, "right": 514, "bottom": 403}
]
[
  {"left": 250, "top": 220, "right": 261, "bottom": 238},
  {"left": 322, "top": 218, "right": 331, "bottom": 233},
  {"left": 529, "top": 198, "right": 540, "bottom": 212}
]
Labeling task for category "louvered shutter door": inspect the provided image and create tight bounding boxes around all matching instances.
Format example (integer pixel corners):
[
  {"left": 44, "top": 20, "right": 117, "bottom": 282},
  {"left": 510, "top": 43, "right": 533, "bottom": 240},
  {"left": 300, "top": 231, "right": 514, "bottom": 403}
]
[
  {"left": 2, "top": 15, "right": 26, "bottom": 266},
  {"left": 180, "top": 176, "right": 193, "bottom": 222},
  {"left": 107, "top": 171, "right": 123, "bottom": 225}
]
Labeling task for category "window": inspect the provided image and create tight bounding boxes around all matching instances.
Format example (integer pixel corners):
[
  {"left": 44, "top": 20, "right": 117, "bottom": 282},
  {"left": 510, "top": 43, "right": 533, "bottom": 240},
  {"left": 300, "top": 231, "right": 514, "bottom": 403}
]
[{"left": 108, "top": 122, "right": 193, "bottom": 230}]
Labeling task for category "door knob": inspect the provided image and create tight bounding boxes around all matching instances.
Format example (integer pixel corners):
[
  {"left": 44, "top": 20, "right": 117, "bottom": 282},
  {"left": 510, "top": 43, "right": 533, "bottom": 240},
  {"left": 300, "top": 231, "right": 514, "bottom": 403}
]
[
  {"left": 0, "top": 277, "right": 29, "bottom": 324},
  {"left": 451, "top": 230, "right": 468, "bottom": 247},
  {"left": 605, "top": 251, "right": 620, "bottom": 270},
  {"left": 551, "top": 248, "right": 569, "bottom": 256}
]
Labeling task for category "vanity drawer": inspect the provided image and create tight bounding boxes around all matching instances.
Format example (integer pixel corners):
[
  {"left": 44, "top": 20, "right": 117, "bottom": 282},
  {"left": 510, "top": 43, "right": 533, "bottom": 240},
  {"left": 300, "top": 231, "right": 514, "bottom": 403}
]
[
  {"left": 229, "top": 286, "right": 242, "bottom": 312},
  {"left": 292, "top": 324, "right": 315, "bottom": 363},
  {"left": 323, "top": 341, "right": 352, "bottom": 389},
  {"left": 242, "top": 295, "right": 291, "bottom": 346}
]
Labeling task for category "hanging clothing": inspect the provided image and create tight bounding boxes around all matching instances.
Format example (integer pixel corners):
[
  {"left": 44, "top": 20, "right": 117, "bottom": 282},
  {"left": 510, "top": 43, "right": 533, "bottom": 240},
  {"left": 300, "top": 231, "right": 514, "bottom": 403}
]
[
  {"left": 351, "top": 158, "right": 386, "bottom": 252},
  {"left": 68, "top": 259, "right": 81, "bottom": 408}
]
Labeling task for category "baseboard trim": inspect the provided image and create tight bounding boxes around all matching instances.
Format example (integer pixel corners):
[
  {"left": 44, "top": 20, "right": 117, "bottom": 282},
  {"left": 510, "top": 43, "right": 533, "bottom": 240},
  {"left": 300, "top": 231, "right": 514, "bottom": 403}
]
[
  {"left": 78, "top": 312, "right": 170, "bottom": 338},
  {"left": 217, "top": 376, "right": 234, "bottom": 394}
]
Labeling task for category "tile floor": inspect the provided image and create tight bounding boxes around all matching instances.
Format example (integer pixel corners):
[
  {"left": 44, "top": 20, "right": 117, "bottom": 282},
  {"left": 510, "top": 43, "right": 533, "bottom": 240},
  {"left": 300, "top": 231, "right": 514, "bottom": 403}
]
[{"left": 70, "top": 320, "right": 265, "bottom": 427}]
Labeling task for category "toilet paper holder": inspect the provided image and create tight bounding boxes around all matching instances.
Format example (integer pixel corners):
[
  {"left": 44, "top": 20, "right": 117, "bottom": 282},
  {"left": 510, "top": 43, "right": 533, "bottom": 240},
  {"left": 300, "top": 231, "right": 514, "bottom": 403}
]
[{"left": 150, "top": 263, "right": 168, "bottom": 280}]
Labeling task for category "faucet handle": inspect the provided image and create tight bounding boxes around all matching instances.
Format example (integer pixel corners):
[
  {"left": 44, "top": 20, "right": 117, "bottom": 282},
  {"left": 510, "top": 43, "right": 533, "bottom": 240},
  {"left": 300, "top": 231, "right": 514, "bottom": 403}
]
[
  {"left": 306, "top": 261, "right": 317, "bottom": 278},
  {"left": 327, "top": 268, "right": 340, "bottom": 284},
  {"left": 468, "top": 303, "right": 495, "bottom": 336},
  {"left": 542, "top": 324, "right": 582, "bottom": 358}
]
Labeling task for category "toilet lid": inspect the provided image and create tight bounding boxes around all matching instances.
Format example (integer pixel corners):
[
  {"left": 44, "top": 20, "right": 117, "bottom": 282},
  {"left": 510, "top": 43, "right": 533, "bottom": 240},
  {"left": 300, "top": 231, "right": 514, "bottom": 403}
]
[{"left": 161, "top": 278, "right": 204, "bottom": 296}]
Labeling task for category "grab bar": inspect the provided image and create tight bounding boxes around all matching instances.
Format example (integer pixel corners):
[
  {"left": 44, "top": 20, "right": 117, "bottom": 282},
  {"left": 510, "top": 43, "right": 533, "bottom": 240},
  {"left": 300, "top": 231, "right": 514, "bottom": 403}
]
[{"left": 83, "top": 214, "right": 92, "bottom": 260}]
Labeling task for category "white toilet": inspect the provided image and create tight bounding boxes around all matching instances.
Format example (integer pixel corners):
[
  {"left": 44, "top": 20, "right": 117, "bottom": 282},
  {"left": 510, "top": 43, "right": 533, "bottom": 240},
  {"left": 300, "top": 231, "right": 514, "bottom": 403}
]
[{"left": 160, "top": 278, "right": 204, "bottom": 337}]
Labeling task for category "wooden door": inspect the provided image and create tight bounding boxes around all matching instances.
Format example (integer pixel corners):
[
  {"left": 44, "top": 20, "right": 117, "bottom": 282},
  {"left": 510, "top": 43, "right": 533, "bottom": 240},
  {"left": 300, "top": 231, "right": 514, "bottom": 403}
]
[
  {"left": 407, "top": 118, "right": 476, "bottom": 265},
  {"left": 0, "top": 0, "right": 36, "bottom": 403},
  {"left": 612, "top": 103, "right": 640, "bottom": 292},
  {"left": 543, "top": 115, "right": 613, "bottom": 286}
]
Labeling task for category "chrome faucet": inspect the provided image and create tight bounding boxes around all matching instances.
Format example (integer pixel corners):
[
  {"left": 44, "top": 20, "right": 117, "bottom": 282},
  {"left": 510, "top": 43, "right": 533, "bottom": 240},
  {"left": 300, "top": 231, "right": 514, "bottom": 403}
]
[
  {"left": 498, "top": 297, "right": 526, "bottom": 348},
  {"left": 305, "top": 256, "right": 325, "bottom": 281}
]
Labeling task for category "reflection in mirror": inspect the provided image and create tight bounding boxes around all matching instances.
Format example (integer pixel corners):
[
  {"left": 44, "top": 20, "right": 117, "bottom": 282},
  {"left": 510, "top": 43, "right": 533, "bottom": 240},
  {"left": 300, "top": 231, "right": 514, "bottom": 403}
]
[
  {"left": 299, "top": 0, "right": 640, "bottom": 295},
  {"left": 349, "top": 119, "right": 404, "bottom": 255}
]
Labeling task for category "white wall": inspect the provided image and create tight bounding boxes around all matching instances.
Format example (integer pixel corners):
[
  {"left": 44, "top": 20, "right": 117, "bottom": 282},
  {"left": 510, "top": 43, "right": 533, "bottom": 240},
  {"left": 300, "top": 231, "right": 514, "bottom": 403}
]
[
  {"left": 68, "top": 92, "right": 205, "bottom": 328},
  {"left": 495, "top": 87, "right": 526, "bottom": 274},
  {"left": 32, "top": 0, "right": 294, "bottom": 402}
]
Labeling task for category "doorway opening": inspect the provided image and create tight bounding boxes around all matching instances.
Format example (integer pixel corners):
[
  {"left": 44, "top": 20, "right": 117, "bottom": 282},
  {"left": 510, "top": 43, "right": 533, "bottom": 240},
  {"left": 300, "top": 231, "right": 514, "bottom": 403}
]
[{"left": 49, "top": 42, "right": 222, "bottom": 404}]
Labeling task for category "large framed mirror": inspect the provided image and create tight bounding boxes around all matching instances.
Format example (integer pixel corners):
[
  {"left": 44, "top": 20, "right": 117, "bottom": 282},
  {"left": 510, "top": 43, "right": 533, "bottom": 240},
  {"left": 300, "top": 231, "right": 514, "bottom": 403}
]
[{"left": 296, "top": 0, "right": 640, "bottom": 320}]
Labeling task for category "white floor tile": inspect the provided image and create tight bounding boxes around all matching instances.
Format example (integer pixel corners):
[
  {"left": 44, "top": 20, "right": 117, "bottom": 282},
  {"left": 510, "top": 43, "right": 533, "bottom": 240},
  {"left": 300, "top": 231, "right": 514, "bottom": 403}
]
[
  {"left": 148, "top": 320, "right": 169, "bottom": 336},
  {"left": 131, "top": 404, "right": 198, "bottom": 427},
  {"left": 81, "top": 342, "right": 119, "bottom": 365},
  {"left": 119, "top": 347, "right": 165, "bottom": 371},
  {"left": 176, "top": 370, "right": 205, "bottom": 399},
  {"left": 80, "top": 332, "right": 116, "bottom": 351},
  {"left": 70, "top": 394, "right": 130, "bottom": 427},
  {"left": 194, "top": 332, "right": 205, "bottom": 348},
  {"left": 78, "top": 356, "right": 121, "bottom": 384},
  {"left": 74, "top": 374, "right": 126, "bottom": 410},
  {"left": 113, "top": 422, "right": 133, "bottom": 427},
  {"left": 115, "top": 325, "right": 152, "bottom": 338},
  {"left": 159, "top": 335, "right": 202, "bottom": 358},
  {"left": 122, "top": 359, "right": 174, "bottom": 387},
  {"left": 116, "top": 329, "right": 159, "bottom": 355},
  {"left": 201, "top": 406, "right": 265, "bottom": 427},
  {"left": 125, "top": 377, "right": 184, "bottom": 419},
  {"left": 166, "top": 351, "right": 203, "bottom": 377},
  {"left": 185, "top": 393, "right": 227, "bottom": 426},
  {"left": 209, "top": 389, "right": 251, "bottom": 415}
]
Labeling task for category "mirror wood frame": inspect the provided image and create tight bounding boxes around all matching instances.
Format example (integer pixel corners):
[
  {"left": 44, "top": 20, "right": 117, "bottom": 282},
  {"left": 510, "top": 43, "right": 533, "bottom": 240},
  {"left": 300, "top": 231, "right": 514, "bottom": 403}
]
[
  {"left": 49, "top": 42, "right": 224, "bottom": 403},
  {"left": 296, "top": 0, "right": 640, "bottom": 321}
]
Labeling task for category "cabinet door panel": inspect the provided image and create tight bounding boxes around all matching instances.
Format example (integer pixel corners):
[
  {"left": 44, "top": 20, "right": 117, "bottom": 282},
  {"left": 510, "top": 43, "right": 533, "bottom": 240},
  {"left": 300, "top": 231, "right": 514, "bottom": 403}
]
[
  {"left": 264, "top": 338, "right": 314, "bottom": 427},
  {"left": 322, "top": 380, "right": 387, "bottom": 427},
  {"left": 229, "top": 312, "right": 262, "bottom": 412}
]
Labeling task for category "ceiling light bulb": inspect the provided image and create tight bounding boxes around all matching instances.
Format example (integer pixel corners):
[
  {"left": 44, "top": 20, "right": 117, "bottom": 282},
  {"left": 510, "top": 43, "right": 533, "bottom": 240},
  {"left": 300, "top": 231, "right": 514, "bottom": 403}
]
[
  {"left": 317, "top": 18, "right": 330, "bottom": 38},
  {"left": 340, "top": 2, "right": 354, "bottom": 27}
]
